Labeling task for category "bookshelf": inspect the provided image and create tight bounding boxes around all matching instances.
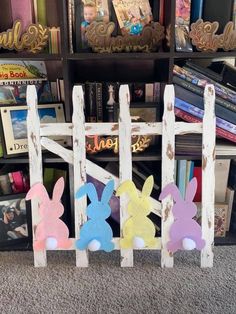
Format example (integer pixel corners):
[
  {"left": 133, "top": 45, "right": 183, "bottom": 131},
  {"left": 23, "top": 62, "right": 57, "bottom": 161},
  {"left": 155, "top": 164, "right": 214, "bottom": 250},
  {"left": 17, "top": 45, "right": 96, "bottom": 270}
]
[{"left": 0, "top": 0, "right": 236, "bottom": 247}]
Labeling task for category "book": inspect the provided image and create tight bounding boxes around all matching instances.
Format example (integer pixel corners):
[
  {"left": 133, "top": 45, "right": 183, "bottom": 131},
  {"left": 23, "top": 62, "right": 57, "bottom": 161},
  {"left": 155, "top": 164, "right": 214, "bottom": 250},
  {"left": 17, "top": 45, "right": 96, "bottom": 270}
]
[
  {"left": 202, "top": 0, "right": 234, "bottom": 33},
  {"left": 159, "top": 0, "right": 165, "bottom": 25},
  {"left": 176, "top": 0, "right": 191, "bottom": 26},
  {"left": 174, "top": 107, "right": 236, "bottom": 143},
  {"left": 226, "top": 187, "right": 235, "bottom": 231},
  {"left": 195, "top": 202, "right": 228, "bottom": 237},
  {"left": 112, "top": 0, "right": 153, "bottom": 35},
  {"left": 190, "top": 0, "right": 203, "bottom": 24},
  {"left": 36, "top": 0, "right": 47, "bottom": 25},
  {"left": 173, "top": 75, "right": 236, "bottom": 113},
  {"left": 233, "top": 0, "right": 236, "bottom": 29},
  {"left": 175, "top": 85, "right": 236, "bottom": 125},
  {"left": 175, "top": 97, "right": 236, "bottom": 134},
  {"left": 10, "top": 0, "right": 33, "bottom": 32},
  {"left": 177, "top": 160, "right": 187, "bottom": 198},
  {"left": 184, "top": 61, "right": 222, "bottom": 83},
  {"left": 174, "top": 65, "right": 236, "bottom": 104},
  {"left": 145, "top": 83, "right": 154, "bottom": 102},
  {"left": 215, "top": 160, "right": 231, "bottom": 203},
  {"left": 85, "top": 82, "right": 97, "bottom": 122},
  {"left": 228, "top": 160, "right": 236, "bottom": 189},
  {"left": 193, "top": 166, "right": 202, "bottom": 202},
  {"left": 46, "top": 0, "right": 59, "bottom": 27},
  {"left": 96, "top": 82, "right": 103, "bottom": 122}
]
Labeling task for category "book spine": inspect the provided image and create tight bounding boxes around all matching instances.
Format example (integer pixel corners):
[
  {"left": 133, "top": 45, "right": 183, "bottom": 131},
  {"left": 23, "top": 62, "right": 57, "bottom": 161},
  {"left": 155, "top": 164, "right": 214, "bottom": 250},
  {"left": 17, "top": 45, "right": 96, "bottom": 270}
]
[
  {"left": 159, "top": 0, "right": 165, "bottom": 25},
  {"left": 86, "top": 83, "right": 96, "bottom": 122},
  {"left": 190, "top": 0, "right": 203, "bottom": 23},
  {"left": 176, "top": 0, "right": 191, "bottom": 26},
  {"left": 175, "top": 84, "right": 236, "bottom": 125},
  {"left": 175, "top": 97, "right": 236, "bottom": 134},
  {"left": 173, "top": 75, "right": 236, "bottom": 113},
  {"left": 185, "top": 61, "right": 222, "bottom": 82},
  {"left": 153, "top": 82, "right": 161, "bottom": 103},
  {"left": 0, "top": 0, "right": 13, "bottom": 32},
  {"left": 174, "top": 107, "right": 236, "bottom": 143},
  {"left": 145, "top": 83, "right": 154, "bottom": 102},
  {"left": 10, "top": 0, "right": 33, "bottom": 32},
  {"left": 96, "top": 83, "right": 103, "bottom": 122},
  {"left": 37, "top": 0, "right": 47, "bottom": 26},
  {"left": 174, "top": 65, "right": 236, "bottom": 104}
]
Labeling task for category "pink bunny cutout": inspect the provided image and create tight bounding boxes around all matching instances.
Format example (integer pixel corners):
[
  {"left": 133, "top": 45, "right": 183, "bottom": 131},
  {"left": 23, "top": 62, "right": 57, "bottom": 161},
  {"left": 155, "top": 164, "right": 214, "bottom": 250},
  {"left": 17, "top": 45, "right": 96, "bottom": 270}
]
[
  {"left": 159, "top": 177, "right": 205, "bottom": 253},
  {"left": 26, "top": 177, "right": 72, "bottom": 251}
]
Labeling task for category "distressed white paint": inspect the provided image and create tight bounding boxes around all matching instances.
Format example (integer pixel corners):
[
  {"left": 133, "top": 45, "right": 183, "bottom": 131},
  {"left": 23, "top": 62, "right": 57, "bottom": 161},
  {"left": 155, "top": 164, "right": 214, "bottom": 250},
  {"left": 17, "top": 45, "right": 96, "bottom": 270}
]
[
  {"left": 40, "top": 121, "right": 202, "bottom": 137},
  {"left": 26, "top": 83, "right": 216, "bottom": 268},
  {"left": 119, "top": 85, "right": 133, "bottom": 267},
  {"left": 72, "top": 86, "right": 89, "bottom": 267},
  {"left": 161, "top": 85, "right": 175, "bottom": 268},
  {"left": 201, "top": 85, "right": 216, "bottom": 268},
  {"left": 26, "top": 86, "right": 46, "bottom": 267}
]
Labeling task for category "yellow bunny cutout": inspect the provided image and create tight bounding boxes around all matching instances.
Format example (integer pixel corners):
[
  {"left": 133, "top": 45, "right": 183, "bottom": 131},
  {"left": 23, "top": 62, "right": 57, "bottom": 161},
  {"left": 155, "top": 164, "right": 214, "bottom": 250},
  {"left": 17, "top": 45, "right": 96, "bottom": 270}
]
[{"left": 116, "top": 175, "right": 158, "bottom": 249}]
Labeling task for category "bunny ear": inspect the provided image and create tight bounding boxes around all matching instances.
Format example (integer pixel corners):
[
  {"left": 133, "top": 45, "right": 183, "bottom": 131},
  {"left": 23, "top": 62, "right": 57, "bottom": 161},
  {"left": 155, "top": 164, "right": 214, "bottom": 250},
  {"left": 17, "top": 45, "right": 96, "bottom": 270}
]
[
  {"left": 142, "top": 175, "right": 154, "bottom": 197},
  {"left": 159, "top": 183, "right": 182, "bottom": 203},
  {"left": 26, "top": 183, "right": 49, "bottom": 204},
  {"left": 185, "top": 177, "right": 197, "bottom": 201},
  {"left": 76, "top": 183, "right": 98, "bottom": 202},
  {"left": 52, "top": 177, "right": 65, "bottom": 202},
  {"left": 116, "top": 180, "right": 139, "bottom": 201},
  {"left": 101, "top": 180, "right": 114, "bottom": 204}
]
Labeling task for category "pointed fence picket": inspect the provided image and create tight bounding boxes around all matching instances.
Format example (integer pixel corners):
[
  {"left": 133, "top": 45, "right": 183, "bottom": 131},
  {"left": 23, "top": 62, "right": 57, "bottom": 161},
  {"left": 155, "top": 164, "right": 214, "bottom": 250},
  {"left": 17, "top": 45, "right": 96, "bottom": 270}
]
[{"left": 26, "top": 83, "right": 216, "bottom": 268}]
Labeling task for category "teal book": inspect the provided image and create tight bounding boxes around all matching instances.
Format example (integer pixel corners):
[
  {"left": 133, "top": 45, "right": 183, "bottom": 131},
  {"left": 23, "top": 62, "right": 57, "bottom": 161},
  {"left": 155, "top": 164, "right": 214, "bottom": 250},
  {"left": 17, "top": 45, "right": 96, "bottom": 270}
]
[{"left": 177, "top": 160, "right": 187, "bottom": 198}]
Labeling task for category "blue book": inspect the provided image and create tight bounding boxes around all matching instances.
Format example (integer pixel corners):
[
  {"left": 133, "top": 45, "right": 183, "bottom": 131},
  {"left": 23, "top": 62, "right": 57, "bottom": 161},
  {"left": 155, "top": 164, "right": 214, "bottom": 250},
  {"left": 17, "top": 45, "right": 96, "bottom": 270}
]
[
  {"left": 177, "top": 160, "right": 187, "bottom": 198},
  {"left": 189, "top": 161, "right": 194, "bottom": 181},
  {"left": 191, "top": 0, "right": 203, "bottom": 24}
]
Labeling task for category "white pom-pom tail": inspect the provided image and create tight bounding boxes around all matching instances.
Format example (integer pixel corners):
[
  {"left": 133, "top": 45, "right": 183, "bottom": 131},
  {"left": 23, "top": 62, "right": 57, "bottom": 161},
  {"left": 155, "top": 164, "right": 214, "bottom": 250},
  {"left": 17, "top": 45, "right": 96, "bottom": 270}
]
[
  {"left": 182, "top": 238, "right": 196, "bottom": 250},
  {"left": 46, "top": 237, "right": 58, "bottom": 250},
  {"left": 133, "top": 236, "right": 145, "bottom": 249},
  {"left": 88, "top": 239, "right": 101, "bottom": 251}
]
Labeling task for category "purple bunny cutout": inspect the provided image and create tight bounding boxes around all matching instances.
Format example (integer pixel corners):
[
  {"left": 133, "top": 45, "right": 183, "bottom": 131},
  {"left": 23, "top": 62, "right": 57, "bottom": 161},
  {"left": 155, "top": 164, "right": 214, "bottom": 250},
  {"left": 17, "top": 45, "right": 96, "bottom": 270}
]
[{"left": 159, "top": 177, "right": 205, "bottom": 253}]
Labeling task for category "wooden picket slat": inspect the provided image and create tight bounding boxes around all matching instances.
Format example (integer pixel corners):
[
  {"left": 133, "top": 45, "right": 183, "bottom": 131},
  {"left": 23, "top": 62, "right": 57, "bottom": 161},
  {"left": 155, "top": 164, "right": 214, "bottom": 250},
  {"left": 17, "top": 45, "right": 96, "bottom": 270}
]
[
  {"left": 161, "top": 85, "right": 175, "bottom": 268},
  {"left": 26, "top": 86, "right": 47, "bottom": 267},
  {"left": 119, "top": 85, "right": 133, "bottom": 267},
  {"left": 201, "top": 85, "right": 216, "bottom": 268},
  {"left": 72, "top": 86, "right": 89, "bottom": 267}
]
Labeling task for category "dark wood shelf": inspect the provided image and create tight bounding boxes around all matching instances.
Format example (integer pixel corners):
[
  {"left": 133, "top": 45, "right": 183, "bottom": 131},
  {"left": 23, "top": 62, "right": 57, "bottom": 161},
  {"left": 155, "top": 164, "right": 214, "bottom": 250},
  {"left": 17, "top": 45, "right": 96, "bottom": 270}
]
[
  {"left": 174, "top": 51, "right": 236, "bottom": 59},
  {"left": 215, "top": 232, "right": 236, "bottom": 246},
  {"left": 67, "top": 52, "right": 171, "bottom": 60},
  {"left": 0, "top": 53, "right": 62, "bottom": 60},
  {"left": 0, "top": 152, "right": 66, "bottom": 164}
]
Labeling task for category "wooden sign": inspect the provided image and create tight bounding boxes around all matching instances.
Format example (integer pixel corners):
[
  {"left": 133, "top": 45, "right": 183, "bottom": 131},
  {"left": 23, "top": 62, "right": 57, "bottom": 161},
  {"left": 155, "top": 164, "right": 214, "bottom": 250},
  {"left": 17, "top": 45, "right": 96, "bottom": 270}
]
[
  {"left": 86, "top": 135, "right": 151, "bottom": 154},
  {"left": 85, "top": 21, "right": 165, "bottom": 53},
  {"left": 190, "top": 19, "right": 236, "bottom": 52},
  {"left": 0, "top": 20, "right": 49, "bottom": 53}
]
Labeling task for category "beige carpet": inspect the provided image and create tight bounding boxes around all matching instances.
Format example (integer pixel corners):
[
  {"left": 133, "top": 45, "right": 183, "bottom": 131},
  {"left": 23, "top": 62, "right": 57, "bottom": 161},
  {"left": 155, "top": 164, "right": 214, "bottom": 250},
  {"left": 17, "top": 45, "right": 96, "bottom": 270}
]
[{"left": 0, "top": 247, "right": 235, "bottom": 314}]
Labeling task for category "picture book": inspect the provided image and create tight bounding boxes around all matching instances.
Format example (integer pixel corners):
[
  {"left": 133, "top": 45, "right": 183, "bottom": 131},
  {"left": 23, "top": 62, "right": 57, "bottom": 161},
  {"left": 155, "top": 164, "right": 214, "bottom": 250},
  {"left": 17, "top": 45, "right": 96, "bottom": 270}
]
[{"left": 112, "top": 0, "right": 153, "bottom": 35}]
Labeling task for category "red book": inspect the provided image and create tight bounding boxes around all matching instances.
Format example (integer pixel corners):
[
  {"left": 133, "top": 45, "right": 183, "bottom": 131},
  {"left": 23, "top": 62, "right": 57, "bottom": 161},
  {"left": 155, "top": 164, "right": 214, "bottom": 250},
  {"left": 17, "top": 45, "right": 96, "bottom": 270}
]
[
  {"left": 10, "top": 0, "right": 33, "bottom": 32},
  {"left": 193, "top": 166, "right": 202, "bottom": 202},
  {"left": 174, "top": 108, "right": 236, "bottom": 144}
]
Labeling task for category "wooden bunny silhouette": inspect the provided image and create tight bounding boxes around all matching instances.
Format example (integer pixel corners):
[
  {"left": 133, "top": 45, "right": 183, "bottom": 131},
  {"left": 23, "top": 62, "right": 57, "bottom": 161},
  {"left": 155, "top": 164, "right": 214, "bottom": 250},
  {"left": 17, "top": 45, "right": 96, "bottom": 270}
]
[
  {"left": 159, "top": 177, "right": 205, "bottom": 253},
  {"left": 76, "top": 180, "right": 115, "bottom": 252},
  {"left": 26, "top": 177, "right": 72, "bottom": 250},
  {"left": 116, "top": 175, "right": 158, "bottom": 249}
]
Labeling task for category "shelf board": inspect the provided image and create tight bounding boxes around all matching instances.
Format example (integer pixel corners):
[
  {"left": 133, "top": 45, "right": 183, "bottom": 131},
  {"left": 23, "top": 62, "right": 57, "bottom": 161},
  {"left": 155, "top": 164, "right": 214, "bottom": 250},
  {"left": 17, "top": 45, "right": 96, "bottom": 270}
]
[
  {"left": 215, "top": 232, "right": 236, "bottom": 246},
  {"left": 0, "top": 53, "right": 62, "bottom": 60},
  {"left": 0, "top": 153, "right": 65, "bottom": 164},
  {"left": 67, "top": 52, "right": 171, "bottom": 60},
  {"left": 174, "top": 51, "right": 236, "bottom": 59}
]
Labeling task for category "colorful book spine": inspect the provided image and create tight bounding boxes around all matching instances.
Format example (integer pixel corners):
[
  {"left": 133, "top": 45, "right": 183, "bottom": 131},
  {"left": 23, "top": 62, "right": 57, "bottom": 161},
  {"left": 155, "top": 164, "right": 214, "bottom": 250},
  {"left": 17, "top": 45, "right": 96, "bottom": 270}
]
[
  {"left": 177, "top": 160, "right": 187, "bottom": 198},
  {"left": 175, "top": 85, "right": 236, "bottom": 125},
  {"left": 190, "top": 0, "right": 203, "bottom": 23},
  {"left": 174, "top": 65, "right": 236, "bottom": 104},
  {"left": 10, "top": 0, "right": 33, "bottom": 32},
  {"left": 174, "top": 107, "right": 236, "bottom": 143},
  {"left": 175, "top": 97, "right": 236, "bottom": 134},
  {"left": 176, "top": 0, "right": 191, "bottom": 26},
  {"left": 173, "top": 75, "right": 236, "bottom": 113},
  {"left": 36, "top": 0, "right": 47, "bottom": 25}
]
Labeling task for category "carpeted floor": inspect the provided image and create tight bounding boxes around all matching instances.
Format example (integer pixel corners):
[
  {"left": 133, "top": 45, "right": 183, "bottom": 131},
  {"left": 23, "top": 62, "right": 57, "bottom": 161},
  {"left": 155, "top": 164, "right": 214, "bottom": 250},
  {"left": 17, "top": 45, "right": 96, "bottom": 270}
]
[{"left": 0, "top": 247, "right": 235, "bottom": 314}]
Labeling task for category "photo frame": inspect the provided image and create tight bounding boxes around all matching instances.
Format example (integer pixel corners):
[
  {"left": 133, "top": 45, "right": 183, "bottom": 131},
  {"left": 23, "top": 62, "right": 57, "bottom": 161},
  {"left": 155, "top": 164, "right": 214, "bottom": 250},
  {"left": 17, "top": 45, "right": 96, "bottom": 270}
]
[
  {"left": 0, "top": 193, "right": 32, "bottom": 250},
  {"left": 0, "top": 103, "right": 66, "bottom": 157}
]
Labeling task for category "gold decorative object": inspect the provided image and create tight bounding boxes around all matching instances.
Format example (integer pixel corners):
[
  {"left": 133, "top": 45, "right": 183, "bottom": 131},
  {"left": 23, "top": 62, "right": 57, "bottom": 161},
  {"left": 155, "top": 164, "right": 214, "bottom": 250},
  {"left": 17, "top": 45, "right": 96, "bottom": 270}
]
[
  {"left": 86, "top": 135, "right": 151, "bottom": 154},
  {"left": 0, "top": 20, "right": 49, "bottom": 53},
  {"left": 189, "top": 19, "right": 236, "bottom": 52},
  {"left": 85, "top": 21, "right": 165, "bottom": 53}
]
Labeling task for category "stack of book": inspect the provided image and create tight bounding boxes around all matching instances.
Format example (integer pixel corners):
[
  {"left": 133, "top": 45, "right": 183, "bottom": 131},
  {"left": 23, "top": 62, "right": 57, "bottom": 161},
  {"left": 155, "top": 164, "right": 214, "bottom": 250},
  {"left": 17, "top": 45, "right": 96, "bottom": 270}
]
[{"left": 173, "top": 62, "right": 236, "bottom": 144}]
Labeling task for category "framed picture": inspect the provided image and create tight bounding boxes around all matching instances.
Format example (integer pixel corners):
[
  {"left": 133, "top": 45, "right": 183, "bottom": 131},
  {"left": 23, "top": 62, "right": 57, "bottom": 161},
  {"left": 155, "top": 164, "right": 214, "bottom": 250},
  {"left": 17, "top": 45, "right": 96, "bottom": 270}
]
[
  {"left": 0, "top": 86, "right": 16, "bottom": 105},
  {"left": 0, "top": 103, "right": 66, "bottom": 157},
  {"left": 0, "top": 193, "right": 32, "bottom": 249}
]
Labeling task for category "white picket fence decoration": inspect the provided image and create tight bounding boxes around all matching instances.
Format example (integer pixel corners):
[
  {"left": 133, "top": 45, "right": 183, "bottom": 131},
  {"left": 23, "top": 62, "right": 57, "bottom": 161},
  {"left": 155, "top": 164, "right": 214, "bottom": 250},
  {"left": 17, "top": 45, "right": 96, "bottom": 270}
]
[{"left": 26, "top": 84, "right": 216, "bottom": 268}]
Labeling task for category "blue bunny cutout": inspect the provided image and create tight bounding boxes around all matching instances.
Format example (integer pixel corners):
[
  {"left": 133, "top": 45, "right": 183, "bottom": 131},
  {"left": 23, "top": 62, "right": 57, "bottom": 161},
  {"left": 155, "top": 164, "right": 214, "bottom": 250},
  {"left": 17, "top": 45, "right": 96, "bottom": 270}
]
[{"left": 75, "top": 180, "right": 115, "bottom": 252}]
